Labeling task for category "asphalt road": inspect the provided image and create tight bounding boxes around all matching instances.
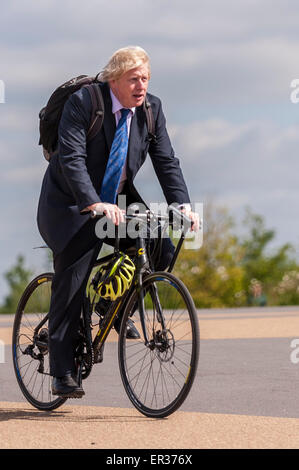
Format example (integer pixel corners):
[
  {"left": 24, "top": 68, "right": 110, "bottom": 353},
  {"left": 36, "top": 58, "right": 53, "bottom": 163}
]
[{"left": 1, "top": 306, "right": 299, "bottom": 449}]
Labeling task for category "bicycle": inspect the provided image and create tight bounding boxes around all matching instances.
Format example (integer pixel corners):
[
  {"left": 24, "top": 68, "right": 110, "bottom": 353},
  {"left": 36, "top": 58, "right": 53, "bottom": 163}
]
[{"left": 12, "top": 207, "right": 200, "bottom": 418}]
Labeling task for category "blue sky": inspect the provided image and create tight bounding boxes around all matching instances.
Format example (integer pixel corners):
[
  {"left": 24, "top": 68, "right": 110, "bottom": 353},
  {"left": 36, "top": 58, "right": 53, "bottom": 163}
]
[{"left": 1, "top": 0, "right": 299, "bottom": 302}]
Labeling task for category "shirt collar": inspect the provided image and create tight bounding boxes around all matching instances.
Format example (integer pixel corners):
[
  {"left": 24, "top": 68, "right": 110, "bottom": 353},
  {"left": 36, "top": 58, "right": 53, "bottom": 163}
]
[{"left": 110, "top": 88, "right": 136, "bottom": 116}]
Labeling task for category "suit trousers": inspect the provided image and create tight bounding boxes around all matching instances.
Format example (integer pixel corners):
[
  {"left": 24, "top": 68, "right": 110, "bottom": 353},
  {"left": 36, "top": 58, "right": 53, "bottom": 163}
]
[{"left": 48, "top": 217, "right": 175, "bottom": 377}]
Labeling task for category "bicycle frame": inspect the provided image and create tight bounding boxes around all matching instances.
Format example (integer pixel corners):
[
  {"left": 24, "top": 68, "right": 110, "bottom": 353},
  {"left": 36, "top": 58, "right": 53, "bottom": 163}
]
[
  {"left": 91, "top": 211, "right": 189, "bottom": 349},
  {"left": 31, "top": 208, "right": 190, "bottom": 364},
  {"left": 91, "top": 235, "right": 153, "bottom": 352}
]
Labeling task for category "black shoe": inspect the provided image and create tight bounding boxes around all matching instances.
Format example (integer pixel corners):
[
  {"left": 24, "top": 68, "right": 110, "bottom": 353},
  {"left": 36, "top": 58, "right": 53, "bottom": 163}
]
[
  {"left": 114, "top": 317, "right": 140, "bottom": 339},
  {"left": 96, "top": 298, "right": 140, "bottom": 339},
  {"left": 52, "top": 372, "right": 85, "bottom": 398}
]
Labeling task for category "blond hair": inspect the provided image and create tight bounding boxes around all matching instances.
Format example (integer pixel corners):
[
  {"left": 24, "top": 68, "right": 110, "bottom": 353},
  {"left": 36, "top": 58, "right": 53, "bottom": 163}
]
[{"left": 99, "top": 46, "right": 150, "bottom": 82}]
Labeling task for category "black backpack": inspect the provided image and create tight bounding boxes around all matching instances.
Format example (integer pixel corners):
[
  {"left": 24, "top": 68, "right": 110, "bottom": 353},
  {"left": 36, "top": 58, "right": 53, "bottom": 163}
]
[{"left": 38, "top": 74, "right": 155, "bottom": 161}]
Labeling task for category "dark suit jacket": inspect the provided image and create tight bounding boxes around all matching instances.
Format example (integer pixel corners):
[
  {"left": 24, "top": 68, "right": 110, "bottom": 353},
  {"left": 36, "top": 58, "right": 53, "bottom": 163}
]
[{"left": 37, "top": 82, "right": 191, "bottom": 255}]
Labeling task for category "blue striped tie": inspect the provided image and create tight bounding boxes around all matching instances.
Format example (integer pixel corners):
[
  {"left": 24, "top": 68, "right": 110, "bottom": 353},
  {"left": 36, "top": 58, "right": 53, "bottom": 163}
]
[{"left": 100, "top": 108, "right": 130, "bottom": 204}]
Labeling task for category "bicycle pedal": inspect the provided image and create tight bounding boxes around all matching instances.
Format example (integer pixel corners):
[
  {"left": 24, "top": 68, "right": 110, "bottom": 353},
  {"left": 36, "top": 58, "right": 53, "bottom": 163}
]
[
  {"left": 53, "top": 389, "right": 85, "bottom": 399},
  {"left": 69, "top": 393, "right": 85, "bottom": 399}
]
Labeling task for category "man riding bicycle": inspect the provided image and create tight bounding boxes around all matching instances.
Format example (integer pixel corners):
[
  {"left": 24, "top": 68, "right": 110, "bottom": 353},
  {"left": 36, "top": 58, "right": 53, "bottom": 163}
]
[{"left": 37, "top": 46, "right": 199, "bottom": 398}]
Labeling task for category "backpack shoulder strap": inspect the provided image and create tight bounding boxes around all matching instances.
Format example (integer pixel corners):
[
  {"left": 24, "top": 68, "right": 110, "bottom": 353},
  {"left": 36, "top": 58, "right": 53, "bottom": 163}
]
[
  {"left": 143, "top": 96, "right": 156, "bottom": 143},
  {"left": 86, "top": 82, "right": 105, "bottom": 142}
]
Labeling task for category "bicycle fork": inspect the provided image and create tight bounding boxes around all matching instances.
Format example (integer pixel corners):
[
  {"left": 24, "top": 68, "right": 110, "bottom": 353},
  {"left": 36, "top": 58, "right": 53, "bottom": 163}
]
[{"left": 135, "top": 238, "right": 166, "bottom": 346}]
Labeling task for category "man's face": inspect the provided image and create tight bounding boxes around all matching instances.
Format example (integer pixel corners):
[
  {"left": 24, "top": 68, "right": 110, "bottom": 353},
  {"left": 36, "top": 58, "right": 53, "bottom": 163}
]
[{"left": 109, "top": 64, "right": 149, "bottom": 108}]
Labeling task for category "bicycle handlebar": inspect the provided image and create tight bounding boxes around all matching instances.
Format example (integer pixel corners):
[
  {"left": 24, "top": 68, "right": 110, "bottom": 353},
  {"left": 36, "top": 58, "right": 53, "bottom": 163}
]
[
  {"left": 90, "top": 206, "right": 198, "bottom": 272},
  {"left": 90, "top": 205, "right": 194, "bottom": 231}
]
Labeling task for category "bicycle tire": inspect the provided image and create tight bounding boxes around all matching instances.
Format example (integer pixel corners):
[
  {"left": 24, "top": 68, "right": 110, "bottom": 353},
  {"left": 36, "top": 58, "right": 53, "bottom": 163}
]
[
  {"left": 12, "top": 273, "right": 67, "bottom": 411},
  {"left": 118, "top": 271, "right": 199, "bottom": 418}
]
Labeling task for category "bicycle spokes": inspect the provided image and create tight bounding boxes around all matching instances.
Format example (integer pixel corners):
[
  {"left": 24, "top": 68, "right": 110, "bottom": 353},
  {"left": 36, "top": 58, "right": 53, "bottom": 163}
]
[
  {"left": 12, "top": 273, "right": 67, "bottom": 410},
  {"left": 119, "top": 272, "right": 199, "bottom": 418}
]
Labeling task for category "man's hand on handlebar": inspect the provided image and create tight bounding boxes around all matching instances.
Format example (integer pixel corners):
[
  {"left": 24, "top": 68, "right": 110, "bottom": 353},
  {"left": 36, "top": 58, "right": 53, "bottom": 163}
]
[
  {"left": 87, "top": 202, "right": 200, "bottom": 232},
  {"left": 87, "top": 202, "right": 125, "bottom": 225},
  {"left": 180, "top": 207, "right": 200, "bottom": 232}
]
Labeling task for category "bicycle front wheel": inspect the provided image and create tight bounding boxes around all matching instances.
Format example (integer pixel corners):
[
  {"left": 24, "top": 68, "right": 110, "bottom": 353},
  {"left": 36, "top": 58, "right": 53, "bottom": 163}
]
[
  {"left": 118, "top": 271, "right": 199, "bottom": 418},
  {"left": 12, "top": 273, "right": 67, "bottom": 411}
]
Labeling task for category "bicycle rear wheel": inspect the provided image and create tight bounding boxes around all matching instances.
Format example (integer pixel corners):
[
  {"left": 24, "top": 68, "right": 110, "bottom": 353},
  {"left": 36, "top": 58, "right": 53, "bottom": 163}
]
[
  {"left": 12, "top": 273, "right": 67, "bottom": 411},
  {"left": 118, "top": 271, "right": 199, "bottom": 418}
]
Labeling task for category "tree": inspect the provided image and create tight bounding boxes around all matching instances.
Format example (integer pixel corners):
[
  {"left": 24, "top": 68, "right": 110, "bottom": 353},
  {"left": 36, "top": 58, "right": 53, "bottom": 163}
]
[
  {"left": 239, "top": 207, "right": 298, "bottom": 304},
  {"left": 0, "top": 255, "right": 33, "bottom": 313},
  {"left": 172, "top": 204, "right": 299, "bottom": 308},
  {"left": 173, "top": 203, "right": 246, "bottom": 308}
]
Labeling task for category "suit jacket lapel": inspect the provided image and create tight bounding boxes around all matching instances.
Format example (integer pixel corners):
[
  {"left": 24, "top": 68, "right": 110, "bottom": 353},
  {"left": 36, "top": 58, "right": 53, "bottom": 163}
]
[
  {"left": 127, "top": 106, "right": 145, "bottom": 179},
  {"left": 101, "top": 82, "right": 115, "bottom": 151}
]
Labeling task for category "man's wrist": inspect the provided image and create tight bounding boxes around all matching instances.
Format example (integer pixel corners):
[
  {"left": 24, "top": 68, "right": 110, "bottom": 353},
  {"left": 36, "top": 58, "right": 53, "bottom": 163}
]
[
  {"left": 178, "top": 203, "right": 192, "bottom": 213},
  {"left": 82, "top": 202, "right": 99, "bottom": 212}
]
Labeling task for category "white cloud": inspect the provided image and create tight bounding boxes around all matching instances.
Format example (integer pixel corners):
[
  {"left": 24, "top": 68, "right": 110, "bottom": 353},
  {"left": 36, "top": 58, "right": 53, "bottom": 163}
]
[
  {"left": 171, "top": 118, "right": 299, "bottom": 190},
  {"left": 2, "top": 165, "right": 45, "bottom": 184},
  {"left": 169, "top": 119, "right": 251, "bottom": 153},
  {"left": 1, "top": 1, "right": 299, "bottom": 108},
  {"left": 0, "top": 104, "right": 36, "bottom": 131},
  {"left": 135, "top": 114, "right": 299, "bottom": 252},
  {"left": 167, "top": 118, "right": 299, "bottom": 247}
]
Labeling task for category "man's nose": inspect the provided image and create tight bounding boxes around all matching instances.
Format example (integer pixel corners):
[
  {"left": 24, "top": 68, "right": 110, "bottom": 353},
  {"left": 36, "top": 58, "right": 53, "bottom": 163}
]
[{"left": 137, "top": 79, "right": 146, "bottom": 89}]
